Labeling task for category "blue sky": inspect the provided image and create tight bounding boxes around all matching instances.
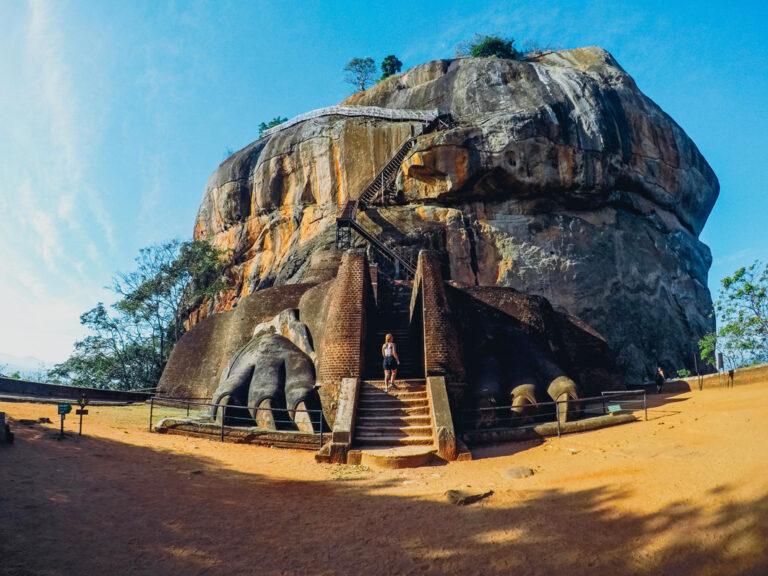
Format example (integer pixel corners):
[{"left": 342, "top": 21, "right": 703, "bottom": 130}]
[{"left": 1, "top": 0, "right": 766, "bottom": 364}]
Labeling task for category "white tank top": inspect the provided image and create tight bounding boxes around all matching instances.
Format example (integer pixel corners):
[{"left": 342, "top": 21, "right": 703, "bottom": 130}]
[{"left": 384, "top": 342, "right": 395, "bottom": 356}]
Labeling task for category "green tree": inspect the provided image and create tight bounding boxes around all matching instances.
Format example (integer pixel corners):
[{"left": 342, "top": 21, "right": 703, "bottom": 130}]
[
  {"left": 380, "top": 55, "right": 403, "bottom": 80},
  {"left": 699, "top": 260, "right": 768, "bottom": 370},
  {"left": 457, "top": 35, "right": 520, "bottom": 60},
  {"left": 344, "top": 57, "right": 377, "bottom": 91},
  {"left": 258, "top": 116, "right": 288, "bottom": 136},
  {"left": 49, "top": 240, "right": 228, "bottom": 391},
  {"left": 9, "top": 371, "right": 21, "bottom": 379}
]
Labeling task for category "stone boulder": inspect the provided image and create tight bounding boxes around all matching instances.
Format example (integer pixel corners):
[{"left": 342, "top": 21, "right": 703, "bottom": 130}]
[{"left": 189, "top": 47, "right": 717, "bottom": 383}]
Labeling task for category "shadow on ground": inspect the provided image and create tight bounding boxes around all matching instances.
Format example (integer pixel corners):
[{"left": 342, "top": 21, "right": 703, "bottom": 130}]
[{"left": 1, "top": 417, "right": 766, "bottom": 576}]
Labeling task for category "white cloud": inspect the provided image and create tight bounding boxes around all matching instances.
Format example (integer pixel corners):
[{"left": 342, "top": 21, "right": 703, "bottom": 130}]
[
  {"left": 25, "top": 0, "right": 115, "bottom": 251},
  {"left": 0, "top": 0, "right": 119, "bottom": 363}
]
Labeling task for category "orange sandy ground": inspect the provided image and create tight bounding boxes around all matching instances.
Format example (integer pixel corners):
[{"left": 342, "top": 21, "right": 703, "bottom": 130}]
[{"left": 1, "top": 383, "right": 767, "bottom": 576}]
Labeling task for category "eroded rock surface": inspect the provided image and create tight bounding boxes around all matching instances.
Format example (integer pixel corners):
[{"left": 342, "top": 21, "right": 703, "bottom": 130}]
[{"left": 191, "top": 47, "right": 717, "bottom": 382}]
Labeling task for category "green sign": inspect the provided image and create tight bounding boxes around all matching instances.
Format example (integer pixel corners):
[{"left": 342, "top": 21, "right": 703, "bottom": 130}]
[
  {"left": 57, "top": 403, "right": 72, "bottom": 415},
  {"left": 607, "top": 404, "right": 622, "bottom": 414}
]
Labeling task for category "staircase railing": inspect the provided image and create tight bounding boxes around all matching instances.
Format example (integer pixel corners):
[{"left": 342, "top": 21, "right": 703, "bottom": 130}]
[
  {"left": 335, "top": 205, "right": 416, "bottom": 277},
  {"left": 335, "top": 114, "right": 451, "bottom": 277},
  {"left": 358, "top": 134, "right": 419, "bottom": 208}
]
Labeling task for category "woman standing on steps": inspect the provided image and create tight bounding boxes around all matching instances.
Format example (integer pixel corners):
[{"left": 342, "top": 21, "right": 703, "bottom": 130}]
[{"left": 382, "top": 333, "right": 400, "bottom": 392}]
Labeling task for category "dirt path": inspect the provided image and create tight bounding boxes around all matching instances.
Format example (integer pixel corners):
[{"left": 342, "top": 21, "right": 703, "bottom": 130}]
[{"left": 1, "top": 383, "right": 767, "bottom": 575}]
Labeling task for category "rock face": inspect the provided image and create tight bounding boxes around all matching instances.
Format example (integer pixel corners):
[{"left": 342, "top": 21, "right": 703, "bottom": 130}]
[{"left": 193, "top": 47, "right": 718, "bottom": 382}]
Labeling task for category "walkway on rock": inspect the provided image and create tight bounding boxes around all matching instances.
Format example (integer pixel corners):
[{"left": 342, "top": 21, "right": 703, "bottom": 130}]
[{"left": 261, "top": 105, "right": 439, "bottom": 138}]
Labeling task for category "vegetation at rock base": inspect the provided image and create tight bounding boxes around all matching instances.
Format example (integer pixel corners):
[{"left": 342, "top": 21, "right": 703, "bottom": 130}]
[
  {"left": 49, "top": 240, "right": 228, "bottom": 391},
  {"left": 258, "top": 116, "right": 288, "bottom": 136},
  {"left": 380, "top": 55, "right": 403, "bottom": 80},
  {"left": 456, "top": 34, "right": 521, "bottom": 60},
  {"left": 699, "top": 260, "right": 768, "bottom": 370},
  {"left": 344, "top": 57, "right": 377, "bottom": 91}
]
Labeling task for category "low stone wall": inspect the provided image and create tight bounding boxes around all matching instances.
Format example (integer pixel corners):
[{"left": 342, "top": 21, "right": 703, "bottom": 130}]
[
  {"left": 315, "top": 377, "right": 359, "bottom": 464},
  {"left": 0, "top": 377, "right": 151, "bottom": 403},
  {"left": 464, "top": 413, "right": 638, "bottom": 445},
  {"left": 155, "top": 418, "right": 322, "bottom": 450},
  {"left": 677, "top": 363, "right": 768, "bottom": 391},
  {"left": 427, "top": 376, "right": 457, "bottom": 461}
]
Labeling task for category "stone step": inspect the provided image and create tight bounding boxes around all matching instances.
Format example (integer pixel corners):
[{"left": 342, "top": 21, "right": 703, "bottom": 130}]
[
  {"left": 360, "top": 382, "right": 425, "bottom": 391},
  {"left": 356, "top": 415, "right": 432, "bottom": 426},
  {"left": 362, "top": 379, "right": 425, "bottom": 388},
  {"left": 347, "top": 447, "right": 437, "bottom": 469},
  {"left": 357, "top": 406, "right": 430, "bottom": 418},
  {"left": 354, "top": 435, "right": 434, "bottom": 447},
  {"left": 355, "top": 425, "right": 433, "bottom": 437},
  {"left": 359, "top": 390, "right": 427, "bottom": 401},
  {"left": 358, "top": 397, "right": 429, "bottom": 409}
]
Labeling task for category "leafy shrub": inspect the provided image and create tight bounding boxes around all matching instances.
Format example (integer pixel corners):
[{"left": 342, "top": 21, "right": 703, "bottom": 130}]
[{"left": 457, "top": 35, "right": 521, "bottom": 60}]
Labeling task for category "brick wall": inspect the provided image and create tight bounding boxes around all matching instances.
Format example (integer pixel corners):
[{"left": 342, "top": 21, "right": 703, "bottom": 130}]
[
  {"left": 411, "top": 251, "right": 466, "bottom": 384},
  {"left": 316, "top": 249, "right": 371, "bottom": 425}
]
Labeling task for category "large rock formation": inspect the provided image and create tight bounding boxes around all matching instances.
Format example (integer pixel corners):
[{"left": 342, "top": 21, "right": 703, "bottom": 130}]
[{"left": 192, "top": 47, "right": 718, "bottom": 382}]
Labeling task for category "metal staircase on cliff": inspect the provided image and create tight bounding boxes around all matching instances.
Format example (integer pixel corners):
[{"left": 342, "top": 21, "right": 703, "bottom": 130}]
[
  {"left": 335, "top": 114, "right": 451, "bottom": 277},
  {"left": 335, "top": 201, "right": 416, "bottom": 277}
]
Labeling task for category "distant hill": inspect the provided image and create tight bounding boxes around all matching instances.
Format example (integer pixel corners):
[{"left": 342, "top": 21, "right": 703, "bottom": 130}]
[{"left": 0, "top": 352, "right": 52, "bottom": 380}]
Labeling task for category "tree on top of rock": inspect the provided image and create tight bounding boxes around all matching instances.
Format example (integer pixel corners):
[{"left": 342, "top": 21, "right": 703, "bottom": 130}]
[
  {"left": 344, "top": 57, "right": 377, "bottom": 91},
  {"left": 380, "top": 55, "right": 403, "bottom": 80},
  {"left": 457, "top": 35, "right": 521, "bottom": 60},
  {"left": 258, "top": 116, "right": 288, "bottom": 136}
]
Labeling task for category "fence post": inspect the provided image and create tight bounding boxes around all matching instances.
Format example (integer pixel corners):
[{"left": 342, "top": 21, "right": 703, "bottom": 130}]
[
  {"left": 555, "top": 401, "right": 561, "bottom": 437},
  {"left": 220, "top": 405, "right": 225, "bottom": 443},
  {"left": 643, "top": 392, "right": 647, "bottom": 421},
  {"left": 187, "top": 401, "right": 190, "bottom": 417},
  {"left": 319, "top": 410, "right": 323, "bottom": 448},
  {"left": 149, "top": 397, "right": 154, "bottom": 432}
]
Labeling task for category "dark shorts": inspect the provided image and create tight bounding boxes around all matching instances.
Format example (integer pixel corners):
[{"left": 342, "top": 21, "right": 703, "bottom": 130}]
[{"left": 383, "top": 356, "right": 398, "bottom": 371}]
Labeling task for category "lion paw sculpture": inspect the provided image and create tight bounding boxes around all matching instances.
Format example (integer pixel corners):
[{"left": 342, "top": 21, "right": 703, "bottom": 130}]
[{"left": 211, "top": 309, "right": 320, "bottom": 432}]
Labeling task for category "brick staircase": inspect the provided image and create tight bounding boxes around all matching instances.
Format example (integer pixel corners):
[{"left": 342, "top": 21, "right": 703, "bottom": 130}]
[
  {"left": 353, "top": 380, "right": 432, "bottom": 447},
  {"left": 348, "top": 379, "right": 437, "bottom": 468},
  {"left": 350, "top": 276, "right": 435, "bottom": 467},
  {"left": 364, "top": 278, "right": 421, "bottom": 380}
]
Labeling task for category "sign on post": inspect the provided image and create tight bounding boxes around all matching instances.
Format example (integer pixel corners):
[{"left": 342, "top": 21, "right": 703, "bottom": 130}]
[
  {"left": 77, "top": 395, "right": 88, "bottom": 436},
  {"left": 57, "top": 403, "right": 72, "bottom": 439}
]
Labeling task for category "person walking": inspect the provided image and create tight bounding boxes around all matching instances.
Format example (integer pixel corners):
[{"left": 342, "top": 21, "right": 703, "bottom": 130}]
[
  {"left": 655, "top": 365, "right": 665, "bottom": 394},
  {"left": 382, "top": 333, "right": 400, "bottom": 392}
]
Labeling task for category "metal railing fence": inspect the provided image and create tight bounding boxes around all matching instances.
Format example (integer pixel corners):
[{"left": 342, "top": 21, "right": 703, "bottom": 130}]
[
  {"left": 461, "top": 390, "right": 646, "bottom": 439},
  {"left": 148, "top": 396, "right": 325, "bottom": 446}
]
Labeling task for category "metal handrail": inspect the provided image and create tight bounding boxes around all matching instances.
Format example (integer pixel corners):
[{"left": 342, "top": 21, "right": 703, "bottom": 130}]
[
  {"left": 347, "top": 220, "right": 416, "bottom": 276},
  {"left": 261, "top": 105, "right": 439, "bottom": 138},
  {"left": 462, "top": 390, "right": 647, "bottom": 437},
  {"left": 149, "top": 395, "right": 325, "bottom": 445}
]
